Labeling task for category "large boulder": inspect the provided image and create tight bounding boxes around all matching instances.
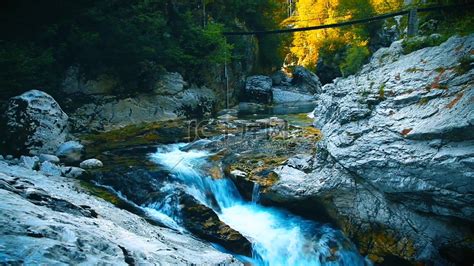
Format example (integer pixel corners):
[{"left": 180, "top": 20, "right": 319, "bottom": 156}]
[
  {"left": 243, "top": 76, "right": 273, "bottom": 104},
  {"left": 266, "top": 35, "right": 474, "bottom": 264},
  {"left": 291, "top": 66, "right": 322, "bottom": 94},
  {"left": 5, "top": 90, "right": 68, "bottom": 156}
]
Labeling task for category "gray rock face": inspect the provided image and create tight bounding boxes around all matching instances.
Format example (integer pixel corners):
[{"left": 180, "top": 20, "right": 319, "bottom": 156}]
[
  {"left": 62, "top": 66, "right": 116, "bottom": 95},
  {"left": 243, "top": 67, "right": 320, "bottom": 105},
  {"left": 244, "top": 76, "right": 273, "bottom": 104},
  {"left": 271, "top": 70, "right": 290, "bottom": 86},
  {"left": 5, "top": 90, "right": 69, "bottom": 155},
  {"left": 268, "top": 35, "right": 474, "bottom": 263},
  {"left": 291, "top": 66, "right": 323, "bottom": 94},
  {"left": 272, "top": 88, "right": 315, "bottom": 104},
  {"left": 79, "top": 159, "right": 103, "bottom": 169},
  {"left": 70, "top": 73, "right": 216, "bottom": 132},
  {"left": 56, "top": 141, "right": 84, "bottom": 164},
  {"left": 0, "top": 160, "right": 239, "bottom": 265}
]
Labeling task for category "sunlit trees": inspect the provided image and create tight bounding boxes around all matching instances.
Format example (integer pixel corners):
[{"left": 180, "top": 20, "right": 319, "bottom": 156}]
[{"left": 287, "top": 0, "right": 403, "bottom": 80}]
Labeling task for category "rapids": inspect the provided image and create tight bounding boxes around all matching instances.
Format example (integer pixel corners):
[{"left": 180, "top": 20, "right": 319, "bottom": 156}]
[{"left": 148, "top": 143, "right": 367, "bottom": 266}]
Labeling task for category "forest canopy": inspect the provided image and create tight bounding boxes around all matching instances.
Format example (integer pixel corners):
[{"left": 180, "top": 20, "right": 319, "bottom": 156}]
[
  {"left": 0, "top": 0, "right": 472, "bottom": 98},
  {"left": 0, "top": 0, "right": 286, "bottom": 97}
]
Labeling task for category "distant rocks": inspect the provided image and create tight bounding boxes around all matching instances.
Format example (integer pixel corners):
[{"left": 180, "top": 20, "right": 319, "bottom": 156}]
[
  {"left": 242, "top": 67, "right": 320, "bottom": 104},
  {"left": 4, "top": 90, "right": 69, "bottom": 156},
  {"left": 79, "top": 159, "right": 103, "bottom": 169},
  {"left": 19, "top": 155, "right": 39, "bottom": 170},
  {"left": 39, "top": 161, "right": 62, "bottom": 176},
  {"left": 69, "top": 72, "right": 217, "bottom": 132},
  {"left": 291, "top": 66, "right": 322, "bottom": 94},
  {"left": 180, "top": 193, "right": 252, "bottom": 256},
  {"left": 244, "top": 75, "right": 273, "bottom": 104}
]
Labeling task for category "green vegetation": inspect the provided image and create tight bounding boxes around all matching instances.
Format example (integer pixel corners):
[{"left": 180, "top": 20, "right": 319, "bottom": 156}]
[
  {"left": 402, "top": 0, "right": 474, "bottom": 54},
  {"left": 402, "top": 34, "right": 448, "bottom": 54},
  {"left": 378, "top": 84, "right": 386, "bottom": 99},
  {"left": 1, "top": 0, "right": 472, "bottom": 98},
  {"left": 0, "top": 0, "right": 286, "bottom": 99},
  {"left": 455, "top": 55, "right": 474, "bottom": 75},
  {"left": 340, "top": 45, "right": 371, "bottom": 77}
]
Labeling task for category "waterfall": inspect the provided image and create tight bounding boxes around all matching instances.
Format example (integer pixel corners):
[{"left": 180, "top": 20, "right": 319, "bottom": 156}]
[
  {"left": 252, "top": 183, "right": 261, "bottom": 203},
  {"left": 148, "top": 143, "right": 367, "bottom": 266}
]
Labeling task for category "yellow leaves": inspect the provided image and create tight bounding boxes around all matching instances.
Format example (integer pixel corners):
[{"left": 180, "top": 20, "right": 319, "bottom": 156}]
[
  {"left": 288, "top": 0, "right": 401, "bottom": 68},
  {"left": 370, "top": 0, "right": 403, "bottom": 13}
]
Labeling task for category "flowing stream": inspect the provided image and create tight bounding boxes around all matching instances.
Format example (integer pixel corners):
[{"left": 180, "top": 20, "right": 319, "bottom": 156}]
[{"left": 147, "top": 143, "right": 367, "bottom": 266}]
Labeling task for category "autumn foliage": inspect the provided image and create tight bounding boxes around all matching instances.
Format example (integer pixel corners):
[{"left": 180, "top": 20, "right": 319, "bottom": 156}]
[{"left": 286, "top": 0, "right": 403, "bottom": 77}]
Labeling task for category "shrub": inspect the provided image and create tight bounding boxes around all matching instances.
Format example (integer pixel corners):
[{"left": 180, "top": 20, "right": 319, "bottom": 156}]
[
  {"left": 402, "top": 34, "right": 448, "bottom": 54},
  {"left": 340, "top": 45, "right": 371, "bottom": 77}
]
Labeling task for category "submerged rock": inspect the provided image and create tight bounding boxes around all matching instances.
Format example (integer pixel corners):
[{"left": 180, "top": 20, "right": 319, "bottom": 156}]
[
  {"left": 4, "top": 90, "right": 69, "bottom": 156},
  {"left": 268, "top": 34, "right": 474, "bottom": 264}
]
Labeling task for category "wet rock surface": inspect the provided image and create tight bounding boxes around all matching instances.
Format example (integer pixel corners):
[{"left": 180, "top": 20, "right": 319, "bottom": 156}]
[
  {"left": 180, "top": 194, "right": 252, "bottom": 256},
  {"left": 268, "top": 35, "right": 474, "bottom": 263}
]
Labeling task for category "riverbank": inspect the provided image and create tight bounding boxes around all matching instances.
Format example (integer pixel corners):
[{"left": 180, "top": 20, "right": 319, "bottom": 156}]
[{"left": 0, "top": 156, "right": 239, "bottom": 264}]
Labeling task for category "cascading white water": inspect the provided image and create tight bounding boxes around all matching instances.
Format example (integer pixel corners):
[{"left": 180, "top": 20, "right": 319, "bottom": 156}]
[{"left": 149, "top": 143, "right": 367, "bottom": 266}]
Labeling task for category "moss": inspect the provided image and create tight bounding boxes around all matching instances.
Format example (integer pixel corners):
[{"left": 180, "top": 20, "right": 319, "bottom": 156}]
[
  {"left": 378, "top": 84, "right": 386, "bottom": 100},
  {"left": 79, "top": 180, "right": 121, "bottom": 206},
  {"left": 402, "top": 35, "right": 448, "bottom": 54},
  {"left": 79, "top": 119, "right": 224, "bottom": 156},
  {"left": 434, "top": 67, "right": 445, "bottom": 73},
  {"left": 405, "top": 67, "right": 423, "bottom": 73},
  {"left": 455, "top": 55, "right": 474, "bottom": 75},
  {"left": 418, "top": 98, "right": 429, "bottom": 105},
  {"left": 338, "top": 218, "right": 417, "bottom": 264},
  {"left": 227, "top": 155, "right": 288, "bottom": 189}
]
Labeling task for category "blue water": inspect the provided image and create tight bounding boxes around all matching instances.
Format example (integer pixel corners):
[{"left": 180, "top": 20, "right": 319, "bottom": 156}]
[{"left": 148, "top": 143, "right": 367, "bottom": 266}]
